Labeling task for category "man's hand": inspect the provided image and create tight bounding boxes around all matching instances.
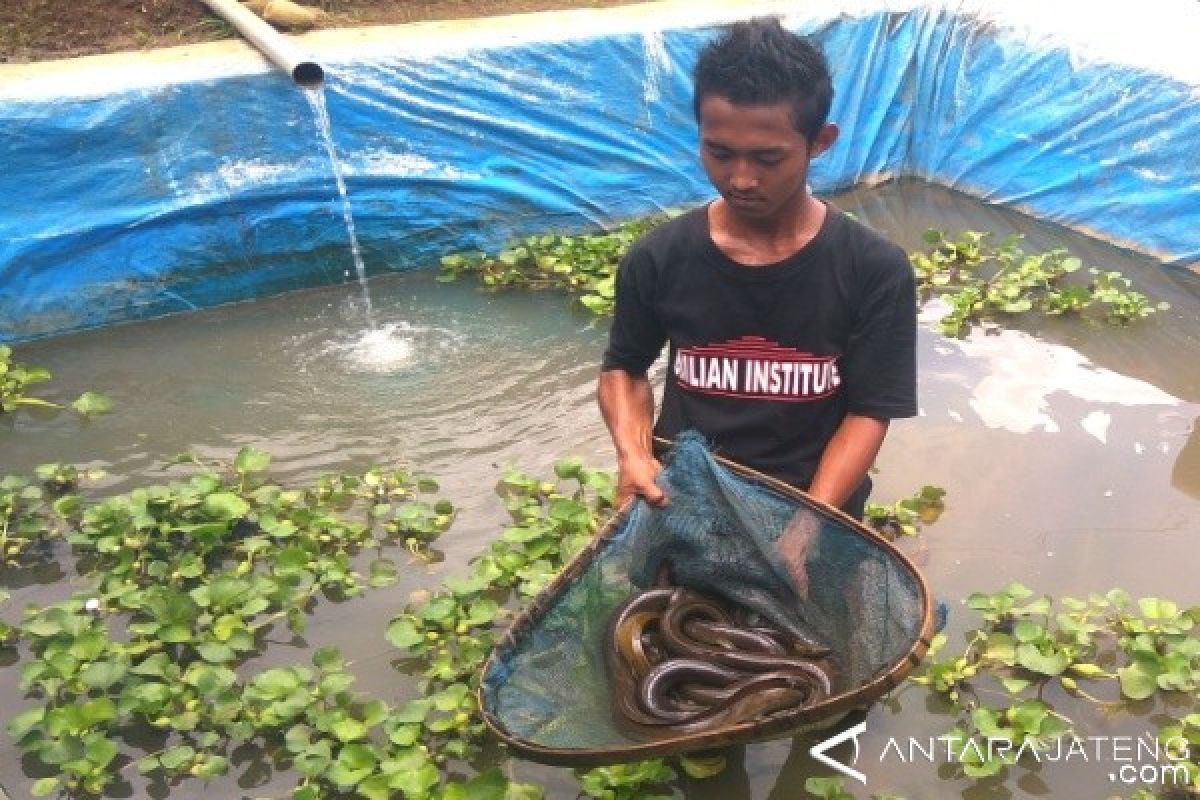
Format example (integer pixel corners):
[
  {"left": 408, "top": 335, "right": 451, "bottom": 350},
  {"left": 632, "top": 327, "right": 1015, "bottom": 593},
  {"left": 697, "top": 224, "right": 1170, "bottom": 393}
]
[
  {"left": 598, "top": 368, "right": 667, "bottom": 511},
  {"left": 777, "top": 507, "right": 821, "bottom": 597},
  {"left": 616, "top": 453, "right": 666, "bottom": 510}
]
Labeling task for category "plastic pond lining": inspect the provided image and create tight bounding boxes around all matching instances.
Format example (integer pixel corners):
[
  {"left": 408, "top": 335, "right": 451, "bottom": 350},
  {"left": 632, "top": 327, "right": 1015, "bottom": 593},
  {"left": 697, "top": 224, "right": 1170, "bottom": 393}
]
[{"left": 0, "top": 0, "right": 1197, "bottom": 342}]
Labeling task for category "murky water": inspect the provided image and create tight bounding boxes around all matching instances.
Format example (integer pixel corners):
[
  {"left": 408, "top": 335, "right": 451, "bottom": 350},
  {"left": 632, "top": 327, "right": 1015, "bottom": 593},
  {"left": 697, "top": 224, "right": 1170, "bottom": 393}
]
[{"left": 1, "top": 181, "right": 1198, "bottom": 799}]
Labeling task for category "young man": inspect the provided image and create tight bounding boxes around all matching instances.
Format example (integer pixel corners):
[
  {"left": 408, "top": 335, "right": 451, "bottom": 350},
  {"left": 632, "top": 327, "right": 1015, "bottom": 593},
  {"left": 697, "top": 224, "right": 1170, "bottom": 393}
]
[{"left": 597, "top": 17, "right": 917, "bottom": 520}]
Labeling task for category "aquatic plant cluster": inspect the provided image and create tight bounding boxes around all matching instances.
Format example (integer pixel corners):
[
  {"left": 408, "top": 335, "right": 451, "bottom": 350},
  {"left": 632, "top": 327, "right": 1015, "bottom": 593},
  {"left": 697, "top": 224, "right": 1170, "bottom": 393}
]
[
  {"left": 863, "top": 485, "right": 945, "bottom": 540},
  {"left": 910, "top": 230, "right": 1171, "bottom": 337},
  {"left": 0, "top": 346, "right": 112, "bottom": 417},
  {"left": 1, "top": 213, "right": 1188, "bottom": 799},
  {"left": 439, "top": 219, "right": 1169, "bottom": 338},
  {"left": 437, "top": 217, "right": 667, "bottom": 317},
  {"left": 2, "top": 359, "right": 1195, "bottom": 798},
  {"left": 1, "top": 449, "right": 541, "bottom": 799},
  {"left": 908, "top": 584, "right": 1200, "bottom": 785}
]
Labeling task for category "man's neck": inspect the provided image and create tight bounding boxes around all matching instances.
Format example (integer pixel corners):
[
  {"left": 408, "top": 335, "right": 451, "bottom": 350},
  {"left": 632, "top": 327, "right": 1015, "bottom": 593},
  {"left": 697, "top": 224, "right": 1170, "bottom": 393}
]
[{"left": 709, "top": 194, "right": 827, "bottom": 267}]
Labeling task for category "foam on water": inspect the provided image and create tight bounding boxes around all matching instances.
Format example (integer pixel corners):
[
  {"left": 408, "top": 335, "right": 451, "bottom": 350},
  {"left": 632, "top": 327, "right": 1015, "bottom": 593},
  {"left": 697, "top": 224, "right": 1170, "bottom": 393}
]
[
  {"left": 306, "top": 321, "right": 466, "bottom": 375},
  {"left": 344, "top": 325, "right": 415, "bottom": 372}
]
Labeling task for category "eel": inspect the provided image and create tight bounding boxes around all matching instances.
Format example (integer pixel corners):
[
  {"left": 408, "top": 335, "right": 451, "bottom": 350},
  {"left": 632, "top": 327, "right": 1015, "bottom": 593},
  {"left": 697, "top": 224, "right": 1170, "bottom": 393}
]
[{"left": 604, "top": 586, "right": 836, "bottom": 739}]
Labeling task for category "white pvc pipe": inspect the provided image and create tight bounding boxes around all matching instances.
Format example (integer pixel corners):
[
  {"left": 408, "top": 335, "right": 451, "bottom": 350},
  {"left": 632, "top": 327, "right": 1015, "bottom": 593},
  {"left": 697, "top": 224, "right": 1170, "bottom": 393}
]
[{"left": 198, "top": 0, "right": 324, "bottom": 86}]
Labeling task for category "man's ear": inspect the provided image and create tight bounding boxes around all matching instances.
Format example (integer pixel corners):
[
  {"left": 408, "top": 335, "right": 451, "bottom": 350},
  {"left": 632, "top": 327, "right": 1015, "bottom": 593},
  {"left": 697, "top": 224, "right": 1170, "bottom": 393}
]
[{"left": 809, "top": 122, "right": 839, "bottom": 158}]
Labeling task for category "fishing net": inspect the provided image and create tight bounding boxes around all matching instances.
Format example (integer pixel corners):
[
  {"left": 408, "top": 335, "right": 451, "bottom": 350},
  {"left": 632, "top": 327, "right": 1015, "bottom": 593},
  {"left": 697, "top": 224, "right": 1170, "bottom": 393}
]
[{"left": 481, "top": 431, "right": 931, "bottom": 763}]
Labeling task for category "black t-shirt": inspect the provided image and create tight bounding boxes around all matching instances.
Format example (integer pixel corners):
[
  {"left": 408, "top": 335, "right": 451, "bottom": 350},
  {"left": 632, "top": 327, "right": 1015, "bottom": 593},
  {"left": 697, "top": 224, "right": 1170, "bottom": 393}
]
[{"left": 601, "top": 203, "right": 917, "bottom": 489}]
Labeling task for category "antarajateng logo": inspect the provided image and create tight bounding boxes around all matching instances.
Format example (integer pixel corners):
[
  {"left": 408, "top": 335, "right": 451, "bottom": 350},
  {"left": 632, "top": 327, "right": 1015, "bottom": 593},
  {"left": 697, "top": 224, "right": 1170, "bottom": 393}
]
[{"left": 811, "top": 722, "right": 1194, "bottom": 789}]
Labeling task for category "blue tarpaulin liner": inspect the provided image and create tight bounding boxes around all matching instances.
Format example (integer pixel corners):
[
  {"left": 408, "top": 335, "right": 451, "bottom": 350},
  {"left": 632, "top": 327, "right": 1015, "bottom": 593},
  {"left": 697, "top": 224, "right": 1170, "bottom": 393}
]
[{"left": 1, "top": 4, "right": 1197, "bottom": 341}]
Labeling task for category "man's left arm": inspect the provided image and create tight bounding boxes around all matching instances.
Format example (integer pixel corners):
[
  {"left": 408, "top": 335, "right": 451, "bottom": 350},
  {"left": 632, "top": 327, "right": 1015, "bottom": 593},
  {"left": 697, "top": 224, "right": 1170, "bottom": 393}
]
[
  {"left": 812, "top": 239, "right": 919, "bottom": 508},
  {"left": 806, "top": 413, "right": 888, "bottom": 509}
]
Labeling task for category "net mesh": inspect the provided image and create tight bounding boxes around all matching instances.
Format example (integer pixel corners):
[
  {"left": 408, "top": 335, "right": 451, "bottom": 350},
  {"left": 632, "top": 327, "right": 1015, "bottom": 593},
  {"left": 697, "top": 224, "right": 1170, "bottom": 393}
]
[{"left": 482, "top": 432, "right": 926, "bottom": 753}]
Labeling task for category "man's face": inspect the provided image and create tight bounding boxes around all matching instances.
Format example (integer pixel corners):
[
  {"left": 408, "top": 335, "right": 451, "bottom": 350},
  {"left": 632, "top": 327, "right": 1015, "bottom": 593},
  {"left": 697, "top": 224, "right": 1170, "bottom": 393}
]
[{"left": 697, "top": 94, "right": 836, "bottom": 222}]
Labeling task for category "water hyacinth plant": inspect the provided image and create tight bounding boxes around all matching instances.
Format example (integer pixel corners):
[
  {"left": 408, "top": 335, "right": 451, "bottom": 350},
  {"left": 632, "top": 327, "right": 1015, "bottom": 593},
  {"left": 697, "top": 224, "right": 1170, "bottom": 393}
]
[
  {"left": 1, "top": 448, "right": 553, "bottom": 799},
  {"left": 0, "top": 346, "right": 113, "bottom": 417},
  {"left": 1, "top": 222, "right": 1187, "bottom": 796},
  {"left": 439, "top": 219, "right": 1169, "bottom": 341},
  {"left": 911, "top": 229, "right": 1170, "bottom": 337},
  {"left": 906, "top": 584, "right": 1200, "bottom": 789},
  {"left": 438, "top": 217, "right": 666, "bottom": 317},
  {"left": 3, "top": 438, "right": 1195, "bottom": 799}
]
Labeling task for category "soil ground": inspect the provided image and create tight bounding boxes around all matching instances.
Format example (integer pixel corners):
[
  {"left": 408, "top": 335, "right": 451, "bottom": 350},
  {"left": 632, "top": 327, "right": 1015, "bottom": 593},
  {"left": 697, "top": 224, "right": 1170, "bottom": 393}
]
[{"left": 0, "top": 0, "right": 637, "bottom": 64}]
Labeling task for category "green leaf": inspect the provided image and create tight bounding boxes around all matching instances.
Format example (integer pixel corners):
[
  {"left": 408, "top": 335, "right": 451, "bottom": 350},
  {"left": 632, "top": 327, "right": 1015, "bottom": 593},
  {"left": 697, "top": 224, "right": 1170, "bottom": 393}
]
[
  {"left": 85, "top": 734, "right": 120, "bottom": 768},
  {"left": 444, "top": 574, "right": 489, "bottom": 596},
  {"left": 80, "top": 697, "right": 117, "bottom": 726},
  {"left": 80, "top": 660, "right": 127, "bottom": 690},
  {"left": 804, "top": 775, "right": 855, "bottom": 800},
  {"left": 204, "top": 575, "right": 252, "bottom": 608},
  {"left": 368, "top": 558, "right": 398, "bottom": 588},
  {"left": 193, "top": 755, "right": 229, "bottom": 778},
  {"left": 53, "top": 494, "right": 82, "bottom": 516},
  {"left": 1138, "top": 597, "right": 1178, "bottom": 620},
  {"left": 388, "top": 724, "right": 421, "bottom": 747},
  {"left": 159, "top": 623, "right": 194, "bottom": 643},
  {"left": 679, "top": 753, "right": 727, "bottom": 779},
  {"left": 313, "top": 646, "right": 343, "bottom": 672},
  {"left": 332, "top": 717, "right": 368, "bottom": 742},
  {"left": 983, "top": 632, "right": 1016, "bottom": 664},
  {"left": 356, "top": 774, "right": 392, "bottom": 800},
  {"left": 463, "top": 598, "right": 500, "bottom": 627},
  {"left": 1016, "top": 642, "right": 1069, "bottom": 676},
  {"left": 160, "top": 744, "right": 196, "bottom": 770},
  {"left": 253, "top": 667, "right": 303, "bottom": 697},
  {"left": 1118, "top": 664, "right": 1158, "bottom": 700},
  {"left": 186, "top": 664, "right": 237, "bottom": 695},
  {"left": 1013, "top": 619, "right": 1043, "bottom": 642},
  {"left": 1106, "top": 588, "right": 1132, "bottom": 609},
  {"left": 329, "top": 743, "right": 376, "bottom": 789},
  {"left": 454, "top": 768, "right": 507, "bottom": 800},
  {"left": 71, "top": 391, "right": 114, "bottom": 416},
  {"left": 197, "top": 641, "right": 236, "bottom": 664},
  {"left": 234, "top": 446, "right": 272, "bottom": 475},
  {"left": 1004, "top": 582, "right": 1034, "bottom": 599},
  {"left": 385, "top": 617, "right": 424, "bottom": 650},
  {"left": 203, "top": 491, "right": 250, "bottom": 519},
  {"left": 8, "top": 707, "right": 45, "bottom": 739},
  {"left": 504, "top": 782, "right": 545, "bottom": 800},
  {"left": 554, "top": 457, "right": 583, "bottom": 480},
  {"left": 387, "top": 761, "right": 441, "bottom": 796},
  {"left": 432, "top": 682, "right": 471, "bottom": 712},
  {"left": 1007, "top": 700, "right": 1049, "bottom": 734},
  {"left": 31, "top": 777, "right": 60, "bottom": 797}
]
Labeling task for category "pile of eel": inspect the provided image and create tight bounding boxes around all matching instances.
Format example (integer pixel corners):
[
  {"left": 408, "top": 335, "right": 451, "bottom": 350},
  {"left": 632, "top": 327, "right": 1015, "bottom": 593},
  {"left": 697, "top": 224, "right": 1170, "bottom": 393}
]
[{"left": 604, "top": 586, "right": 835, "bottom": 737}]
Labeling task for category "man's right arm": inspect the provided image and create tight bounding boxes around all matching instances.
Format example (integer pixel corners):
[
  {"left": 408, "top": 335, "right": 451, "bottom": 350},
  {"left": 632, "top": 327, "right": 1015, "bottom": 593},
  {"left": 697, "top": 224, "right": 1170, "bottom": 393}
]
[
  {"left": 597, "top": 368, "right": 666, "bottom": 510},
  {"left": 599, "top": 236, "right": 669, "bottom": 510}
]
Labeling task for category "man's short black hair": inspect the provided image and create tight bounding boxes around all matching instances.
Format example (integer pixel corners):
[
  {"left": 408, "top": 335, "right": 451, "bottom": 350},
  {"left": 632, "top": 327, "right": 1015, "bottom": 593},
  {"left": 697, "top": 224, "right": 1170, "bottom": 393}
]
[{"left": 692, "top": 16, "right": 834, "bottom": 142}]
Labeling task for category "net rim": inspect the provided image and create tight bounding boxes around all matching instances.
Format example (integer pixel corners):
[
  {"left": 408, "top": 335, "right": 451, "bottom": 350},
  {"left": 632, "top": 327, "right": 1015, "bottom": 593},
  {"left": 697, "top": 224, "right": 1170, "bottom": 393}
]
[{"left": 478, "top": 436, "right": 936, "bottom": 766}]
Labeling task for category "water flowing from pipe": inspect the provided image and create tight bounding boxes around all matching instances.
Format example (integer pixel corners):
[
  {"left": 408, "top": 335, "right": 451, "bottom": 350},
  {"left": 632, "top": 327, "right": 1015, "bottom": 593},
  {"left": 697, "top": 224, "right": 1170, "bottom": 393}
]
[{"left": 305, "top": 85, "right": 375, "bottom": 325}]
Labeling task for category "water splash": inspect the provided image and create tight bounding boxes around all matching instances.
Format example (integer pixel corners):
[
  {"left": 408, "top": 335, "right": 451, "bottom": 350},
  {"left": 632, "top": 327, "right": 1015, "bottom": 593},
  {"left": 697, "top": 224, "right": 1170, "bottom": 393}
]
[
  {"left": 305, "top": 85, "right": 375, "bottom": 325},
  {"left": 303, "top": 321, "right": 466, "bottom": 375},
  {"left": 343, "top": 324, "right": 414, "bottom": 372}
]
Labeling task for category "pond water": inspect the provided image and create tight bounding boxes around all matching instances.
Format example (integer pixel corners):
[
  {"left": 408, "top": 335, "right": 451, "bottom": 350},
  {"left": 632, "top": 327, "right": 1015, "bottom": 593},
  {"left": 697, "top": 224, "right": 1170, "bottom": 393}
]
[{"left": 1, "top": 181, "right": 1198, "bottom": 799}]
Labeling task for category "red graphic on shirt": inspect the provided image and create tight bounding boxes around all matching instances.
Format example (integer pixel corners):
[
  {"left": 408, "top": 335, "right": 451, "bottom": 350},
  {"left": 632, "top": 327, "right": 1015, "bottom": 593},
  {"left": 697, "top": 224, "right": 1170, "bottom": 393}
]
[{"left": 673, "top": 336, "right": 841, "bottom": 402}]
